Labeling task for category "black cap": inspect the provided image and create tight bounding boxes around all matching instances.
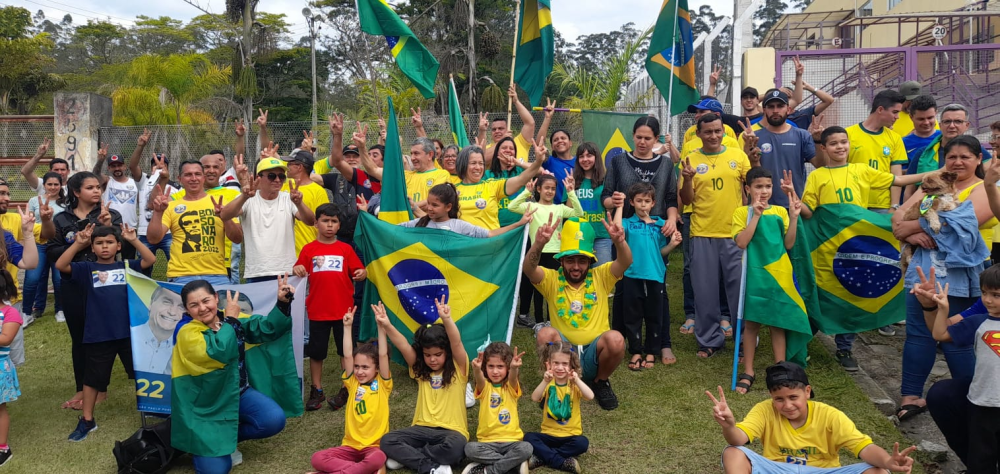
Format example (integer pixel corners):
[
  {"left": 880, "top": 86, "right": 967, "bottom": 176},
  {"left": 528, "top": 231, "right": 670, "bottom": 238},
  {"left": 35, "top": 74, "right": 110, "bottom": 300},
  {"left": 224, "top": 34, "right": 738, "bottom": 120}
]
[
  {"left": 149, "top": 154, "right": 168, "bottom": 166},
  {"left": 741, "top": 86, "right": 759, "bottom": 99},
  {"left": 285, "top": 148, "right": 315, "bottom": 167},
  {"left": 108, "top": 155, "right": 125, "bottom": 165},
  {"left": 765, "top": 361, "right": 814, "bottom": 398},
  {"left": 342, "top": 145, "right": 361, "bottom": 156},
  {"left": 762, "top": 89, "right": 790, "bottom": 106}
]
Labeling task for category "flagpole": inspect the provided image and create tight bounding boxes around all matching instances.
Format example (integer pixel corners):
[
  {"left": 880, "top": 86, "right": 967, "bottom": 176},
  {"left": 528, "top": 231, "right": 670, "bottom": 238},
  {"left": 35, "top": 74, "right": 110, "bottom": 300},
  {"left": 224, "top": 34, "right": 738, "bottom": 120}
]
[
  {"left": 665, "top": 0, "right": 680, "bottom": 135},
  {"left": 507, "top": 0, "right": 522, "bottom": 126}
]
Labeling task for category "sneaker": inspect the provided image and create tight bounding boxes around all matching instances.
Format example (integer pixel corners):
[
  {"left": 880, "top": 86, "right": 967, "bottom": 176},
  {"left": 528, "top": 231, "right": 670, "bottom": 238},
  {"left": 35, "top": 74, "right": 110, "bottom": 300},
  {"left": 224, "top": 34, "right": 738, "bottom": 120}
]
[
  {"left": 527, "top": 455, "right": 544, "bottom": 470},
  {"left": 31, "top": 310, "right": 42, "bottom": 321},
  {"left": 878, "top": 325, "right": 896, "bottom": 337},
  {"left": 532, "top": 321, "right": 550, "bottom": 336},
  {"left": 519, "top": 460, "right": 530, "bottom": 474},
  {"left": 836, "top": 350, "right": 859, "bottom": 372},
  {"left": 460, "top": 463, "right": 485, "bottom": 474},
  {"left": 55, "top": 311, "right": 65, "bottom": 323},
  {"left": 328, "top": 386, "right": 349, "bottom": 411},
  {"left": 67, "top": 416, "right": 97, "bottom": 442},
  {"left": 430, "top": 465, "right": 452, "bottom": 474},
  {"left": 515, "top": 314, "right": 533, "bottom": 328},
  {"left": 231, "top": 448, "right": 242, "bottom": 466},
  {"left": 385, "top": 458, "right": 404, "bottom": 470},
  {"left": 306, "top": 386, "right": 326, "bottom": 411},
  {"left": 591, "top": 379, "right": 618, "bottom": 410},
  {"left": 465, "top": 382, "right": 475, "bottom": 408},
  {"left": 21, "top": 312, "right": 34, "bottom": 329},
  {"left": 559, "top": 457, "right": 581, "bottom": 474},
  {"left": 0, "top": 448, "right": 11, "bottom": 467}
]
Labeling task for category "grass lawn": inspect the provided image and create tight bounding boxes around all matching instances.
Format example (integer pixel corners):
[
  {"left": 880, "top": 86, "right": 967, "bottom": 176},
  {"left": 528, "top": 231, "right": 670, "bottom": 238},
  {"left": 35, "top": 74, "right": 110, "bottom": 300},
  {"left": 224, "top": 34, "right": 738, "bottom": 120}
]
[{"left": 9, "top": 255, "right": 924, "bottom": 473}]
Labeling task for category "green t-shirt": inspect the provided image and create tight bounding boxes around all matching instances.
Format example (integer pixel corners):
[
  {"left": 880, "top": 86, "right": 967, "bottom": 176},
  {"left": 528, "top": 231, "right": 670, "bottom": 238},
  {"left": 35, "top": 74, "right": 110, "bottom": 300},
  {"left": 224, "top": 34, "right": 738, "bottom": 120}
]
[{"left": 578, "top": 178, "right": 610, "bottom": 239}]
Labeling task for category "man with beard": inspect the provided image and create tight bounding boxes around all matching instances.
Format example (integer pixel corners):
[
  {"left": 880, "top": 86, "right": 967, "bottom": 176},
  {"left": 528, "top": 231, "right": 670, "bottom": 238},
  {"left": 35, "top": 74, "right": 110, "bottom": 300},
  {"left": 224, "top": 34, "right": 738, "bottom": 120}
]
[
  {"left": 130, "top": 286, "right": 184, "bottom": 374},
  {"left": 94, "top": 139, "right": 147, "bottom": 259},
  {"left": 525, "top": 216, "right": 631, "bottom": 411},
  {"left": 20, "top": 138, "right": 70, "bottom": 196},
  {"left": 747, "top": 89, "right": 823, "bottom": 208}
]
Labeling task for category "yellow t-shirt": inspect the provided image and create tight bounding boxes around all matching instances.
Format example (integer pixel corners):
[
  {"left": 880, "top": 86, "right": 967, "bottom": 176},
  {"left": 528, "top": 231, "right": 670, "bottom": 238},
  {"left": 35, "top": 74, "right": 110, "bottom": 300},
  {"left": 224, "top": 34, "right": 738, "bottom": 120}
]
[
  {"left": 845, "top": 123, "right": 908, "bottom": 209},
  {"left": 161, "top": 196, "right": 227, "bottom": 278},
  {"left": 957, "top": 181, "right": 999, "bottom": 249},
  {"left": 171, "top": 187, "right": 241, "bottom": 265},
  {"left": 801, "top": 163, "right": 896, "bottom": 212},
  {"left": 313, "top": 157, "right": 332, "bottom": 176},
  {"left": 487, "top": 133, "right": 533, "bottom": 161},
  {"left": 534, "top": 263, "right": 619, "bottom": 346},
  {"left": 405, "top": 168, "right": 453, "bottom": 204},
  {"left": 456, "top": 179, "right": 508, "bottom": 231},
  {"left": 732, "top": 205, "right": 789, "bottom": 239},
  {"left": 475, "top": 382, "right": 524, "bottom": 443},
  {"left": 0, "top": 213, "right": 43, "bottom": 303},
  {"left": 281, "top": 179, "right": 330, "bottom": 254},
  {"left": 736, "top": 400, "right": 874, "bottom": 468},
  {"left": 341, "top": 372, "right": 393, "bottom": 449},
  {"left": 679, "top": 146, "right": 752, "bottom": 238},
  {"left": 679, "top": 137, "right": 740, "bottom": 214},
  {"left": 540, "top": 381, "right": 583, "bottom": 437},
  {"left": 893, "top": 110, "right": 914, "bottom": 138},
  {"left": 683, "top": 124, "right": 738, "bottom": 146},
  {"left": 410, "top": 360, "right": 469, "bottom": 439}
]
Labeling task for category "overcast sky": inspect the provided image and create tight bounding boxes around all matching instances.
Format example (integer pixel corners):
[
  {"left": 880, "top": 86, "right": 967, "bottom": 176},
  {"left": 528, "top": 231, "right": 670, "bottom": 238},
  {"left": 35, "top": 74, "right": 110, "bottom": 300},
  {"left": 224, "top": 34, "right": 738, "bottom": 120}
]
[{"left": 11, "top": 0, "right": 735, "bottom": 45}]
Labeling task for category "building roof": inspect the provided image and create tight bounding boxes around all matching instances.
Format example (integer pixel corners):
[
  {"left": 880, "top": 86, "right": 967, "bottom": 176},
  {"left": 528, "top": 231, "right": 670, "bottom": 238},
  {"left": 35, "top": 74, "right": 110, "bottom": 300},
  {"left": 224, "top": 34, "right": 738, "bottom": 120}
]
[{"left": 759, "top": 10, "right": 854, "bottom": 50}]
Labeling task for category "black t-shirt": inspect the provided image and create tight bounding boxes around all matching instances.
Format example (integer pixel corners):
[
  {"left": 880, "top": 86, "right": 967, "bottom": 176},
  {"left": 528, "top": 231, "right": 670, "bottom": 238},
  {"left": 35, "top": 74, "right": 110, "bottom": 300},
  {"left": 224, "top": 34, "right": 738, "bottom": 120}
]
[{"left": 626, "top": 153, "right": 663, "bottom": 183}]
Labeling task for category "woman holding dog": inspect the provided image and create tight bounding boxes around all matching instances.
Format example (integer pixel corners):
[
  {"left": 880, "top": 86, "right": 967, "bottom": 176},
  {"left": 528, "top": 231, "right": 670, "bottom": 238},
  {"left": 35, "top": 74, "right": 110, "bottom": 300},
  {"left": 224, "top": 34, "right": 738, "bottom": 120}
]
[{"left": 892, "top": 134, "right": 996, "bottom": 422}]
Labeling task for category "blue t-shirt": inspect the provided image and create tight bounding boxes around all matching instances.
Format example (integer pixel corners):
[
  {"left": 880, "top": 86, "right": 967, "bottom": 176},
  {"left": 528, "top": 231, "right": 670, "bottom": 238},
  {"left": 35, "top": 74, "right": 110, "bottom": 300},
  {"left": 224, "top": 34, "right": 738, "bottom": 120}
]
[
  {"left": 755, "top": 127, "right": 816, "bottom": 207},
  {"left": 905, "top": 135, "right": 993, "bottom": 175},
  {"left": 71, "top": 259, "right": 143, "bottom": 343},
  {"left": 543, "top": 156, "right": 576, "bottom": 204},
  {"left": 3, "top": 232, "right": 23, "bottom": 267},
  {"left": 788, "top": 106, "right": 816, "bottom": 129},
  {"left": 623, "top": 215, "right": 668, "bottom": 283},
  {"left": 902, "top": 130, "right": 940, "bottom": 170}
]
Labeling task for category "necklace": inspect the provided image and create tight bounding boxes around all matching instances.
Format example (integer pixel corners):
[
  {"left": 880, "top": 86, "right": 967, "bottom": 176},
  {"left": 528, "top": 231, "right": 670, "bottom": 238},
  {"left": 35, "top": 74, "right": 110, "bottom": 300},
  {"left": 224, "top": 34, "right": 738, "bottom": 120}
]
[{"left": 555, "top": 271, "right": 597, "bottom": 328}]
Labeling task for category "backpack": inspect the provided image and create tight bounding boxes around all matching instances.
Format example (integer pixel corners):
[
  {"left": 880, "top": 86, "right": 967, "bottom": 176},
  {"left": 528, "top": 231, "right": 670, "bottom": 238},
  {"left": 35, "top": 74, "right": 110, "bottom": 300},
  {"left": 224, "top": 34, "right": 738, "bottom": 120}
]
[
  {"left": 330, "top": 173, "right": 360, "bottom": 241},
  {"left": 112, "top": 417, "right": 182, "bottom": 474}
]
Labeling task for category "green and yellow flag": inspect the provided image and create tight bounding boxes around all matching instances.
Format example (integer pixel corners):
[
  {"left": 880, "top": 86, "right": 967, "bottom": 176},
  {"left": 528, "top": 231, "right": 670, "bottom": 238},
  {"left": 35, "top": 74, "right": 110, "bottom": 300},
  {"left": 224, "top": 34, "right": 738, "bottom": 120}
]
[
  {"left": 646, "top": 0, "right": 700, "bottom": 115},
  {"left": 514, "top": 0, "right": 553, "bottom": 108},
  {"left": 357, "top": 213, "right": 525, "bottom": 363},
  {"left": 449, "top": 77, "right": 470, "bottom": 148},
  {"left": 581, "top": 110, "right": 646, "bottom": 168},
  {"left": 378, "top": 98, "right": 413, "bottom": 225},
  {"left": 358, "top": 0, "right": 439, "bottom": 99}
]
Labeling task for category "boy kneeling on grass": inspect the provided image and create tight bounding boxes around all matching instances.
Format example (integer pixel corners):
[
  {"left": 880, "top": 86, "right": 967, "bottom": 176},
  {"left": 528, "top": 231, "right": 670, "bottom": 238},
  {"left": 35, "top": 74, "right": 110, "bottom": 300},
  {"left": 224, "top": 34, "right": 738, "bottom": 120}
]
[{"left": 707, "top": 361, "right": 917, "bottom": 473}]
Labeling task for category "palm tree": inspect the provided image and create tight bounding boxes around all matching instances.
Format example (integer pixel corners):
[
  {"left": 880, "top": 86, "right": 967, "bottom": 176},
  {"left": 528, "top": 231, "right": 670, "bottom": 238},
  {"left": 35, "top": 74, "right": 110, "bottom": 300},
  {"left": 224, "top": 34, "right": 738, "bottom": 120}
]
[{"left": 550, "top": 26, "right": 654, "bottom": 110}]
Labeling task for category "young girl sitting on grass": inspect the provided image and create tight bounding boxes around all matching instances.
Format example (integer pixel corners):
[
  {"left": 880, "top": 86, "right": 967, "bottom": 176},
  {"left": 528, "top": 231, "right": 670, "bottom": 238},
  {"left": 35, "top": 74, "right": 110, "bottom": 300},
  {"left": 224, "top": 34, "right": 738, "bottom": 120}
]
[
  {"left": 379, "top": 296, "right": 469, "bottom": 474},
  {"left": 309, "top": 305, "right": 391, "bottom": 474},
  {"left": 524, "top": 341, "right": 594, "bottom": 474},
  {"left": 402, "top": 183, "right": 534, "bottom": 238},
  {"left": 0, "top": 269, "right": 22, "bottom": 466},
  {"left": 462, "top": 342, "right": 532, "bottom": 474}
]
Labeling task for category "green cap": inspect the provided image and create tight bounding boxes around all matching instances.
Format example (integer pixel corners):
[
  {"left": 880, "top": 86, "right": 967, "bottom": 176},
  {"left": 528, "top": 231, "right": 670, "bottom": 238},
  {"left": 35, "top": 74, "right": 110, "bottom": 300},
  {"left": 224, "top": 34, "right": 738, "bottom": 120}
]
[{"left": 554, "top": 217, "right": 596, "bottom": 260}]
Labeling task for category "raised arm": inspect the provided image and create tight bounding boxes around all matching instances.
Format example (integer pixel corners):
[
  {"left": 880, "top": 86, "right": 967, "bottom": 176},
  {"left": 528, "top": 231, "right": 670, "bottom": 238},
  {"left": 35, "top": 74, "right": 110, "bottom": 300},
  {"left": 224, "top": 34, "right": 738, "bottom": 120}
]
[
  {"left": 130, "top": 129, "right": 151, "bottom": 181},
  {"left": 411, "top": 107, "right": 427, "bottom": 138},
  {"left": 326, "top": 114, "right": 355, "bottom": 177},
  {"left": 146, "top": 188, "right": 169, "bottom": 244},
  {"left": 15, "top": 207, "right": 38, "bottom": 270},
  {"left": 805, "top": 81, "right": 835, "bottom": 115},
  {"left": 342, "top": 307, "right": 357, "bottom": 375},
  {"left": 234, "top": 118, "right": 247, "bottom": 158},
  {"left": 435, "top": 297, "right": 467, "bottom": 373},
  {"left": 55, "top": 223, "right": 92, "bottom": 274},
  {"left": 373, "top": 301, "right": 417, "bottom": 367},
  {"left": 511, "top": 85, "right": 535, "bottom": 145},
  {"left": 91, "top": 143, "right": 109, "bottom": 186},
  {"left": 21, "top": 138, "right": 50, "bottom": 191},
  {"left": 531, "top": 369, "right": 553, "bottom": 403},
  {"left": 470, "top": 352, "right": 486, "bottom": 392},
  {"left": 535, "top": 99, "right": 555, "bottom": 146},
  {"left": 790, "top": 56, "right": 804, "bottom": 110},
  {"left": 256, "top": 109, "right": 270, "bottom": 154},
  {"left": 706, "top": 386, "right": 751, "bottom": 446},
  {"left": 505, "top": 138, "right": 550, "bottom": 195},
  {"left": 523, "top": 214, "right": 556, "bottom": 285},
  {"left": 707, "top": 65, "right": 720, "bottom": 98},
  {"left": 377, "top": 316, "right": 390, "bottom": 380}
]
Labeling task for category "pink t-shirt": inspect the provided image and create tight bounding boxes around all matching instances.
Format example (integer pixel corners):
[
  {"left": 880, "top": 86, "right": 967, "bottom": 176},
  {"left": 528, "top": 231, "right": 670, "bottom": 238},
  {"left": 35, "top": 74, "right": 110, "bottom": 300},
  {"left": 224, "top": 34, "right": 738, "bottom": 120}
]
[{"left": 0, "top": 305, "right": 23, "bottom": 326}]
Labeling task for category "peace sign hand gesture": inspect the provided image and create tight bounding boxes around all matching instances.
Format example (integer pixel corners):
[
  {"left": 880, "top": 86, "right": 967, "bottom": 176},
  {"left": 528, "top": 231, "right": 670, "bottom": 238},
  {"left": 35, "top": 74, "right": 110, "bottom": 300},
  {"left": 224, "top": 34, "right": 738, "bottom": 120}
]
[
  {"left": 434, "top": 295, "right": 452, "bottom": 322},
  {"left": 120, "top": 223, "right": 139, "bottom": 243},
  {"left": 17, "top": 205, "right": 34, "bottom": 236},
  {"left": 603, "top": 213, "right": 625, "bottom": 244},
  {"left": 411, "top": 107, "right": 423, "bottom": 128},
  {"left": 510, "top": 346, "right": 526, "bottom": 369},
  {"left": 262, "top": 141, "right": 280, "bottom": 159},
  {"left": 353, "top": 122, "right": 368, "bottom": 149},
  {"left": 234, "top": 154, "right": 250, "bottom": 184},
  {"left": 562, "top": 171, "right": 575, "bottom": 193},
  {"left": 531, "top": 137, "right": 548, "bottom": 163},
  {"left": 709, "top": 65, "right": 722, "bottom": 86},
  {"left": 74, "top": 223, "right": 95, "bottom": 247},
  {"left": 225, "top": 290, "right": 242, "bottom": 318},
  {"left": 288, "top": 179, "right": 303, "bottom": 205},
  {"left": 378, "top": 118, "right": 387, "bottom": 142},
  {"left": 478, "top": 112, "right": 489, "bottom": 131},
  {"left": 886, "top": 443, "right": 918, "bottom": 472},
  {"left": 706, "top": 386, "right": 737, "bottom": 428},
  {"left": 39, "top": 196, "right": 54, "bottom": 222},
  {"left": 342, "top": 306, "right": 357, "bottom": 327},
  {"left": 738, "top": 118, "right": 758, "bottom": 148},
  {"left": 234, "top": 119, "right": 246, "bottom": 137},
  {"left": 137, "top": 128, "right": 152, "bottom": 147},
  {"left": 534, "top": 214, "right": 557, "bottom": 246},
  {"left": 277, "top": 273, "right": 295, "bottom": 303},
  {"left": 98, "top": 202, "right": 112, "bottom": 226},
  {"left": 471, "top": 352, "right": 483, "bottom": 371},
  {"left": 780, "top": 170, "right": 795, "bottom": 196},
  {"left": 301, "top": 130, "right": 315, "bottom": 150},
  {"left": 97, "top": 142, "right": 109, "bottom": 160},
  {"left": 36, "top": 137, "right": 51, "bottom": 157},
  {"left": 243, "top": 176, "right": 260, "bottom": 198},
  {"left": 329, "top": 113, "right": 344, "bottom": 135},
  {"left": 681, "top": 158, "right": 696, "bottom": 179},
  {"left": 985, "top": 149, "right": 1000, "bottom": 184},
  {"left": 151, "top": 186, "right": 169, "bottom": 213},
  {"left": 210, "top": 195, "right": 226, "bottom": 216},
  {"left": 543, "top": 98, "right": 556, "bottom": 118},
  {"left": 256, "top": 109, "right": 269, "bottom": 128},
  {"left": 808, "top": 114, "right": 826, "bottom": 141},
  {"left": 793, "top": 55, "right": 805, "bottom": 77},
  {"left": 372, "top": 301, "right": 390, "bottom": 328}
]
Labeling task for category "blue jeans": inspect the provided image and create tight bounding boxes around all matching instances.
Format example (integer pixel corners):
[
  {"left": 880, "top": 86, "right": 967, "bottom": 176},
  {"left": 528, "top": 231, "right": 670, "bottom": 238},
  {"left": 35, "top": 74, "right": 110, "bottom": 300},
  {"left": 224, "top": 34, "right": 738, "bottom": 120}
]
[
  {"left": 900, "top": 292, "right": 976, "bottom": 397},
  {"left": 191, "top": 387, "right": 286, "bottom": 474},
  {"left": 21, "top": 242, "right": 61, "bottom": 314},
  {"left": 834, "top": 333, "right": 856, "bottom": 352},
  {"left": 592, "top": 238, "right": 612, "bottom": 267},
  {"left": 229, "top": 243, "right": 242, "bottom": 285},
  {"left": 170, "top": 275, "right": 231, "bottom": 286}
]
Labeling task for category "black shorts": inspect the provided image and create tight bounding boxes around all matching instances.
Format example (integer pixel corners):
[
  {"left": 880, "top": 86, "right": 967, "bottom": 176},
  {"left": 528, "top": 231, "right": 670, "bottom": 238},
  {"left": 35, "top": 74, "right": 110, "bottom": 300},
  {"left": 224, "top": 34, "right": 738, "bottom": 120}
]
[
  {"left": 83, "top": 338, "right": 134, "bottom": 392},
  {"left": 306, "top": 320, "right": 345, "bottom": 361}
]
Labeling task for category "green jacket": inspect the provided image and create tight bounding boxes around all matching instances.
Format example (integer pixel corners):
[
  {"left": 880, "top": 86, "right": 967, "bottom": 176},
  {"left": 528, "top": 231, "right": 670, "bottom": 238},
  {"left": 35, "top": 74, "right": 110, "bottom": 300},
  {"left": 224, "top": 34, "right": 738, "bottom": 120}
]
[{"left": 170, "top": 307, "right": 297, "bottom": 457}]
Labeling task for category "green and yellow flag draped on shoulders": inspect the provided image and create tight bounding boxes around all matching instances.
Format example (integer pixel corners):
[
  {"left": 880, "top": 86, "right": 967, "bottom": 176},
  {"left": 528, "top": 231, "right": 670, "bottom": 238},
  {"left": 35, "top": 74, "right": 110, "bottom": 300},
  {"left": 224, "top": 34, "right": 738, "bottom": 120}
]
[
  {"left": 646, "top": 0, "right": 700, "bottom": 115},
  {"left": 378, "top": 97, "right": 413, "bottom": 225},
  {"left": 358, "top": 0, "right": 439, "bottom": 99},
  {"left": 514, "top": 0, "right": 553, "bottom": 108},
  {"left": 449, "top": 77, "right": 470, "bottom": 148}
]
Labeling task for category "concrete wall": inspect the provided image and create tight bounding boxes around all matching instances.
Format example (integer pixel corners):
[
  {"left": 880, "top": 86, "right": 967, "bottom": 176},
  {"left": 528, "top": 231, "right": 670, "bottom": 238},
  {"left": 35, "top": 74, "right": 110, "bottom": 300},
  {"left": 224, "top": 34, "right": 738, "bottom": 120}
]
[
  {"left": 53, "top": 93, "right": 112, "bottom": 173},
  {"left": 744, "top": 48, "right": 778, "bottom": 92}
]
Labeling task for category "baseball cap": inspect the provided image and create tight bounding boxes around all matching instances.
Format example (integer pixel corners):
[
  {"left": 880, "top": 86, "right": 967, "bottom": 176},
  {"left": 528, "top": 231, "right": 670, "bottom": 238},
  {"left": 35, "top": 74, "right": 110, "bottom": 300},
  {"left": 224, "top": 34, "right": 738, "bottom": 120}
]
[
  {"left": 108, "top": 155, "right": 125, "bottom": 165},
  {"left": 343, "top": 145, "right": 361, "bottom": 156},
  {"left": 741, "top": 86, "right": 759, "bottom": 99},
  {"left": 765, "top": 361, "right": 815, "bottom": 398},
  {"left": 256, "top": 157, "right": 288, "bottom": 174},
  {"left": 285, "top": 148, "right": 314, "bottom": 167},
  {"left": 553, "top": 217, "right": 596, "bottom": 260},
  {"left": 687, "top": 98, "right": 724, "bottom": 114},
  {"left": 762, "top": 89, "right": 789, "bottom": 106},
  {"left": 899, "top": 81, "right": 923, "bottom": 100}
]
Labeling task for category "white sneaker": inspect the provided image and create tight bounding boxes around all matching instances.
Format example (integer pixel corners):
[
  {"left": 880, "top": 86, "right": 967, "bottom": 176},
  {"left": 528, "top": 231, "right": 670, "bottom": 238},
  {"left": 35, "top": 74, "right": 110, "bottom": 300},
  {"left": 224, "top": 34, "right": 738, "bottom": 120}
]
[
  {"left": 55, "top": 311, "right": 65, "bottom": 323},
  {"left": 460, "top": 463, "right": 481, "bottom": 474},
  {"left": 385, "top": 458, "right": 404, "bottom": 470},
  {"left": 465, "top": 382, "right": 475, "bottom": 408},
  {"left": 21, "top": 313, "right": 34, "bottom": 328},
  {"left": 230, "top": 449, "right": 243, "bottom": 466},
  {"left": 430, "top": 465, "right": 453, "bottom": 474}
]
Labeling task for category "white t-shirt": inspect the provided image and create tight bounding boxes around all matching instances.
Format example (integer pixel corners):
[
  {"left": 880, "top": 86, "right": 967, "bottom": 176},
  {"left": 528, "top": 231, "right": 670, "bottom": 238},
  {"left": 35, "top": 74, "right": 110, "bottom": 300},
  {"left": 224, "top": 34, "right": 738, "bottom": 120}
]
[
  {"left": 219, "top": 167, "right": 242, "bottom": 190},
  {"left": 241, "top": 192, "right": 298, "bottom": 278},
  {"left": 138, "top": 171, "right": 180, "bottom": 236},
  {"left": 104, "top": 177, "right": 140, "bottom": 228}
]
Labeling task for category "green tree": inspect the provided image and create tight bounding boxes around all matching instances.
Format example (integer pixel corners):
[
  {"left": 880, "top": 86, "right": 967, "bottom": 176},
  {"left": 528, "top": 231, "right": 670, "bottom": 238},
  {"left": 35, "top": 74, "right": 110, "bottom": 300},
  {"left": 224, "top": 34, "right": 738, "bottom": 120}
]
[
  {"left": 69, "top": 21, "right": 129, "bottom": 71},
  {"left": 0, "top": 6, "right": 63, "bottom": 114},
  {"left": 754, "top": 0, "right": 788, "bottom": 47},
  {"left": 691, "top": 5, "right": 732, "bottom": 93},
  {"left": 131, "top": 16, "right": 194, "bottom": 56},
  {"left": 550, "top": 25, "right": 652, "bottom": 110}
]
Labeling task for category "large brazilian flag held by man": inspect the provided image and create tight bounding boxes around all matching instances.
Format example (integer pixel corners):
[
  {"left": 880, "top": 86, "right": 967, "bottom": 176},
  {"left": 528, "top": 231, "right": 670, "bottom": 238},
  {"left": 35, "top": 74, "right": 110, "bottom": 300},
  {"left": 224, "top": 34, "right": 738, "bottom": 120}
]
[
  {"left": 646, "top": 0, "right": 700, "bottom": 115},
  {"left": 357, "top": 213, "right": 526, "bottom": 362}
]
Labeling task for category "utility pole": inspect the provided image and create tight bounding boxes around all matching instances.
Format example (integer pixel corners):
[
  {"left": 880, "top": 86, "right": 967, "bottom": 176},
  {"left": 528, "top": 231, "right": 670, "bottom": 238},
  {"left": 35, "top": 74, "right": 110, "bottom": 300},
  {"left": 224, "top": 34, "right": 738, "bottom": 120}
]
[{"left": 303, "top": 8, "right": 322, "bottom": 132}]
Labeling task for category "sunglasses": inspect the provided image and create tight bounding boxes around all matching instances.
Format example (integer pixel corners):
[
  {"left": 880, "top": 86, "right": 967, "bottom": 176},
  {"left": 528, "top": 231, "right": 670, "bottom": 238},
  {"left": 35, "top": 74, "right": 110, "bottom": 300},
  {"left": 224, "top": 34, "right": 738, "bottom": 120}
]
[{"left": 259, "top": 172, "right": 287, "bottom": 181}]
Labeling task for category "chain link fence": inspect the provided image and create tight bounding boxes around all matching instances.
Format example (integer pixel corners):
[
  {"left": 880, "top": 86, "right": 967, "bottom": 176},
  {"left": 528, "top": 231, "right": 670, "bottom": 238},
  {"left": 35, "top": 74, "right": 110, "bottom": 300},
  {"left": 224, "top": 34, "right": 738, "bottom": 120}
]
[{"left": 0, "top": 116, "right": 56, "bottom": 202}]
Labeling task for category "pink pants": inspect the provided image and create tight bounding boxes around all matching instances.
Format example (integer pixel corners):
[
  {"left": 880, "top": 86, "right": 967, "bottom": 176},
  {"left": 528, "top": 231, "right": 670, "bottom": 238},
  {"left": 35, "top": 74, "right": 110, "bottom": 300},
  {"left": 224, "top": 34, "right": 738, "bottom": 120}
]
[{"left": 311, "top": 445, "right": 386, "bottom": 474}]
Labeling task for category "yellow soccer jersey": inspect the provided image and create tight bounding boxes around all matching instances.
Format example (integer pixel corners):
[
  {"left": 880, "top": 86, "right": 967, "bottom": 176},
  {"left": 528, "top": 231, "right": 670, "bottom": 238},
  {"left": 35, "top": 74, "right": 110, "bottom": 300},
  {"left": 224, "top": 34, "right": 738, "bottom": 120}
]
[
  {"left": 404, "top": 168, "right": 452, "bottom": 204},
  {"left": 161, "top": 196, "right": 227, "bottom": 278},
  {"left": 475, "top": 382, "right": 524, "bottom": 443},
  {"left": 736, "top": 400, "right": 874, "bottom": 468},
  {"left": 171, "top": 187, "right": 240, "bottom": 265},
  {"left": 732, "top": 205, "right": 789, "bottom": 239},
  {"left": 679, "top": 146, "right": 752, "bottom": 238},
  {"left": 342, "top": 372, "right": 393, "bottom": 449},
  {"left": 540, "top": 381, "right": 583, "bottom": 437},
  {"left": 0, "top": 213, "right": 44, "bottom": 303},
  {"left": 683, "top": 123, "right": 738, "bottom": 146},
  {"left": 801, "top": 163, "right": 895, "bottom": 212},
  {"left": 281, "top": 179, "right": 329, "bottom": 254},
  {"left": 411, "top": 360, "right": 469, "bottom": 439},
  {"left": 534, "top": 263, "right": 619, "bottom": 346},
  {"left": 845, "top": 123, "right": 907, "bottom": 209},
  {"left": 487, "top": 134, "right": 533, "bottom": 161},
  {"left": 456, "top": 179, "right": 508, "bottom": 230}
]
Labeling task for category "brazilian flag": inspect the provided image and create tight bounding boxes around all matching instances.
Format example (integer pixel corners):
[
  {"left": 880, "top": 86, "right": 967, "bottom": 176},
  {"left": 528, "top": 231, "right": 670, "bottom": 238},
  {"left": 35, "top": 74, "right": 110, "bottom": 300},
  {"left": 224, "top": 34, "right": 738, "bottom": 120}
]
[
  {"left": 357, "top": 213, "right": 526, "bottom": 363},
  {"left": 582, "top": 110, "right": 646, "bottom": 169},
  {"left": 740, "top": 211, "right": 815, "bottom": 367},
  {"left": 514, "top": 0, "right": 553, "bottom": 108},
  {"left": 803, "top": 205, "right": 905, "bottom": 334},
  {"left": 358, "top": 0, "right": 439, "bottom": 99},
  {"left": 646, "top": 0, "right": 700, "bottom": 115},
  {"left": 448, "top": 78, "right": 470, "bottom": 148},
  {"left": 378, "top": 97, "right": 413, "bottom": 225}
]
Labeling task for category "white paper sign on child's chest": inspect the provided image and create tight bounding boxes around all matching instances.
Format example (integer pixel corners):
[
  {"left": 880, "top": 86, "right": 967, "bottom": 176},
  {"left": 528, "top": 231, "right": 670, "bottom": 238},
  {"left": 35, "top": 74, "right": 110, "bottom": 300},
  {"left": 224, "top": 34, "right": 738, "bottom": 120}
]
[{"left": 312, "top": 255, "right": 344, "bottom": 272}]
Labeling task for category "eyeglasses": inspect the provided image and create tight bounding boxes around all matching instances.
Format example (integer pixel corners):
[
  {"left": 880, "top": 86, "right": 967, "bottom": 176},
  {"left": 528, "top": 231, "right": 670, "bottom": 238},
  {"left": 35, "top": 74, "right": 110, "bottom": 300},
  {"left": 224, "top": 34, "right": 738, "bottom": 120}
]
[
  {"left": 259, "top": 172, "right": 287, "bottom": 181},
  {"left": 940, "top": 120, "right": 968, "bottom": 126},
  {"left": 991, "top": 135, "right": 1000, "bottom": 141}
]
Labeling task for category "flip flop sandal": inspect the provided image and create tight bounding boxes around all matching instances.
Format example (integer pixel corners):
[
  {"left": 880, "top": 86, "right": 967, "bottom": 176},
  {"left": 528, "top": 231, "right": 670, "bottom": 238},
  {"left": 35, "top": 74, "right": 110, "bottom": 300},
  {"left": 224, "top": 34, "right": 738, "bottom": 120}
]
[
  {"left": 679, "top": 320, "right": 695, "bottom": 334},
  {"left": 697, "top": 347, "right": 720, "bottom": 358},
  {"left": 628, "top": 354, "right": 643, "bottom": 371},
  {"left": 735, "top": 373, "right": 755, "bottom": 394},
  {"left": 896, "top": 404, "right": 927, "bottom": 421},
  {"left": 720, "top": 322, "right": 734, "bottom": 337},
  {"left": 643, "top": 355, "right": 656, "bottom": 369}
]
